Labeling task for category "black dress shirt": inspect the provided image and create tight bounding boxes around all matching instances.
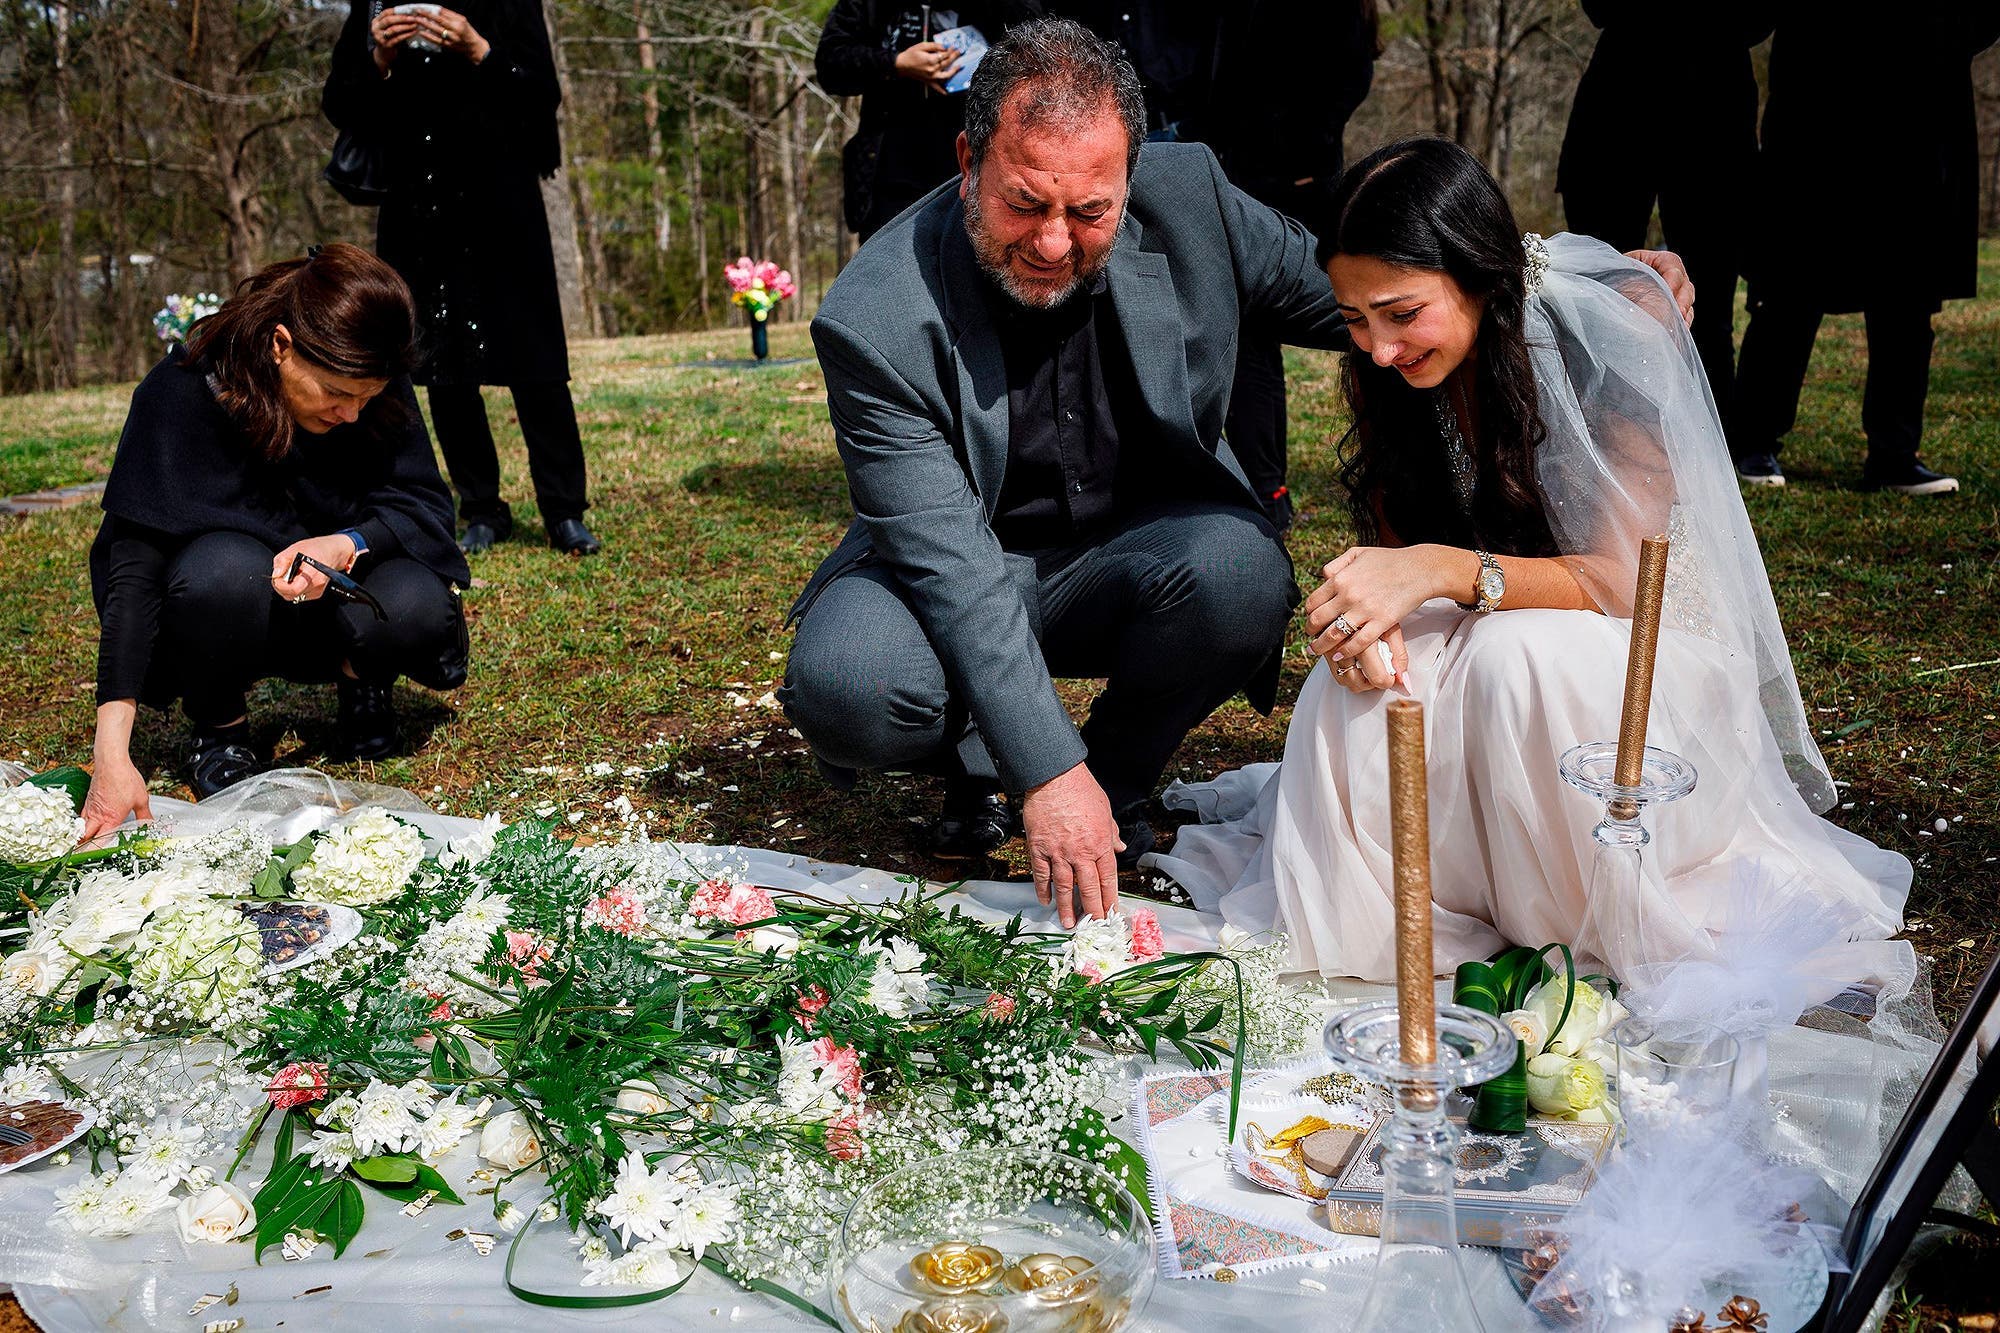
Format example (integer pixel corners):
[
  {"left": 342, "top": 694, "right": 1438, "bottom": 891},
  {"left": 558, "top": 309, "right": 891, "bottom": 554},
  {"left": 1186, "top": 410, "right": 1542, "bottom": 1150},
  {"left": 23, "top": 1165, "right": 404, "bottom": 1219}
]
[{"left": 989, "top": 270, "right": 1139, "bottom": 555}]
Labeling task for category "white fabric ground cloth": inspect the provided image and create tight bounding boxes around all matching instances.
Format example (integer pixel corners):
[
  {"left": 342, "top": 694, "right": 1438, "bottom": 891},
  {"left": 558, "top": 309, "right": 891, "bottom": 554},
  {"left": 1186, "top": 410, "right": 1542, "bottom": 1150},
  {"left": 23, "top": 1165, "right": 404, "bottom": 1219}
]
[{"left": 0, "top": 775, "right": 1916, "bottom": 1331}]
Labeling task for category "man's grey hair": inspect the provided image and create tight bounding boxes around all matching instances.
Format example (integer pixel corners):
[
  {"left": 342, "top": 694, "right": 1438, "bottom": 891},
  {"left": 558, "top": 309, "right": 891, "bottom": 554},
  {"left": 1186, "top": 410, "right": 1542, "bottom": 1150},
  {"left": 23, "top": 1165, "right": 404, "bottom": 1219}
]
[{"left": 963, "top": 17, "right": 1147, "bottom": 176}]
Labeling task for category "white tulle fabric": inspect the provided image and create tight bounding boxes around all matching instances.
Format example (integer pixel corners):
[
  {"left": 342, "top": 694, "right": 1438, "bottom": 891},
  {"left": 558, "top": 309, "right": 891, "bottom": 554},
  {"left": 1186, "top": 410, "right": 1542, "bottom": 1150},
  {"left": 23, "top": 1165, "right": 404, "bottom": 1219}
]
[{"left": 1151, "top": 235, "right": 1914, "bottom": 995}]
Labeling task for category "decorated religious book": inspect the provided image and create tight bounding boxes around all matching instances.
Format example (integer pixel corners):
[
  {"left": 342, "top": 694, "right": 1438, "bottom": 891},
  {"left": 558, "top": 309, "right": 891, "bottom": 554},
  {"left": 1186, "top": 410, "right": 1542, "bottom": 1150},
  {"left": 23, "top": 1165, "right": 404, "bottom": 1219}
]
[
  {"left": 933, "top": 26, "right": 987, "bottom": 94},
  {"left": 1233, "top": 1085, "right": 1615, "bottom": 1249}
]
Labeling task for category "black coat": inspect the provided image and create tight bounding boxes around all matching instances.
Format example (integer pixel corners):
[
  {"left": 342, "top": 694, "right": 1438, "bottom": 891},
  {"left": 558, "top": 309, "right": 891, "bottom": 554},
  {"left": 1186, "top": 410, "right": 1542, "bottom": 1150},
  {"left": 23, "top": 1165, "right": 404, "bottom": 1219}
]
[
  {"left": 817, "top": 1, "right": 1045, "bottom": 239},
  {"left": 324, "top": 0, "right": 569, "bottom": 385},
  {"left": 1749, "top": 2, "right": 2000, "bottom": 310},
  {"left": 1557, "top": 0, "right": 1766, "bottom": 201}
]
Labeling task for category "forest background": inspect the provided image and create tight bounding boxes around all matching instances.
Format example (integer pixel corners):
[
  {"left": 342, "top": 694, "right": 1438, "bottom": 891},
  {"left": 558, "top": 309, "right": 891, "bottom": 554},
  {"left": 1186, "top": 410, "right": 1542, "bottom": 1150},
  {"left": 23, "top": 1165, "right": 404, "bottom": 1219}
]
[{"left": 5, "top": 0, "right": 2000, "bottom": 394}]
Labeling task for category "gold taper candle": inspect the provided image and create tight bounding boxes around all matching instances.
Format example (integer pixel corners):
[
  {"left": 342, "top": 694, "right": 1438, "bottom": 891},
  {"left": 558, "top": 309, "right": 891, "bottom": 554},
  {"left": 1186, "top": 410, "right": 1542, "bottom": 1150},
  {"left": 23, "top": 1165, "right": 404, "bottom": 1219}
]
[
  {"left": 1609, "top": 535, "right": 1671, "bottom": 820},
  {"left": 1385, "top": 698, "right": 1436, "bottom": 1067}
]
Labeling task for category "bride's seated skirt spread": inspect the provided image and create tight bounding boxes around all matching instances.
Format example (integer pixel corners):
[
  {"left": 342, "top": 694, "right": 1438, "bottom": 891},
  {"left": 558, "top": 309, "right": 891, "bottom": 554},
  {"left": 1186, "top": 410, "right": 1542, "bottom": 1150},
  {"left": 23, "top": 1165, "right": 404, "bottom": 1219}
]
[{"left": 1155, "top": 599, "right": 1915, "bottom": 993}]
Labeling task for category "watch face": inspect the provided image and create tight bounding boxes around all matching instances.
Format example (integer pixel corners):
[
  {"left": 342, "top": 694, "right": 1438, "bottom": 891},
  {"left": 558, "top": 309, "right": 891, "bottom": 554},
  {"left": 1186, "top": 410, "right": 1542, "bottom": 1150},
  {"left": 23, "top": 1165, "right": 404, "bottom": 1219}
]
[{"left": 1479, "top": 568, "right": 1505, "bottom": 603}]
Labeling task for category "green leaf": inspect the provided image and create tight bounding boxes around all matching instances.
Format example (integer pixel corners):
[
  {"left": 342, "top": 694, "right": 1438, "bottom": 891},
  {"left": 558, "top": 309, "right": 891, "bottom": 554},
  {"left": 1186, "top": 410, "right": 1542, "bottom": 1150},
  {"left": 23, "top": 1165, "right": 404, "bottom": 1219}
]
[
  {"left": 332, "top": 1180, "right": 365, "bottom": 1257},
  {"left": 271, "top": 1109, "right": 296, "bottom": 1169},
  {"left": 366, "top": 1161, "right": 464, "bottom": 1207},
  {"left": 27, "top": 766, "right": 89, "bottom": 813},
  {"left": 251, "top": 1151, "right": 316, "bottom": 1216},
  {"left": 352, "top": 1154, "right": 421, "bottom": 1184},
  {"left": 1188, "top": 1003, "right": 1225, "bottom": 1035},
  {"left": 254, "top": 1177, "right": 344, "bottom": 1262}
]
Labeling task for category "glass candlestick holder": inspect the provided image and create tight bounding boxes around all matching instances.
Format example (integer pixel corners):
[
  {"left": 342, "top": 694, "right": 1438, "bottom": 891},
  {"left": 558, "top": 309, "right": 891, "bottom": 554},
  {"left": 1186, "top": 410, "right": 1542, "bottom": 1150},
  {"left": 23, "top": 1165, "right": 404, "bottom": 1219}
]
[
  {"left": 1559, "top": 740, "right": 1698, "bottom": 979},
  {"left": 1323, "top": 1000, "right": 1519, "bottom": 1332}
]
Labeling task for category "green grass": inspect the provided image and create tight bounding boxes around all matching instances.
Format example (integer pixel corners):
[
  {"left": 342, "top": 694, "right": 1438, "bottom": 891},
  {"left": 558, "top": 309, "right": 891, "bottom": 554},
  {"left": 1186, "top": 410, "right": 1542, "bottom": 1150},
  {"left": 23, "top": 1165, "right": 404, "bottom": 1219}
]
[{"left": 2, "top": 252, "right": 1997, "bottom": 1024}]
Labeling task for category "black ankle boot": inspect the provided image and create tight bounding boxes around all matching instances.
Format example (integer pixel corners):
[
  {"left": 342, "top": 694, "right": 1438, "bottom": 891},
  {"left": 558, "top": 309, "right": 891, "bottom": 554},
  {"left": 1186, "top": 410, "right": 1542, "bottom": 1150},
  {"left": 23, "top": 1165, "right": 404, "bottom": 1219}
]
[
  {"left": 928, "top": 778, "right": 1020, "bottom": 861},
  {"left": 335, "top": 677, "right": 399, "bottom": 760},
  {"left": 186, "top": 721, "right": 260, "bottom": 799}
]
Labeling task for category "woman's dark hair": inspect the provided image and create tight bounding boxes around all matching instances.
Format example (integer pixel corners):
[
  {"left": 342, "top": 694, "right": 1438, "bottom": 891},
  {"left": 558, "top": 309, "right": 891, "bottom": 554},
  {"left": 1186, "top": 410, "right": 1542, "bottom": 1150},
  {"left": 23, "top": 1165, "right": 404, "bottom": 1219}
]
[
  {"left": 183, "top": 243, "right": 419, "bottom": 460},
  {"left": 1317, "top": 137, "right": 1556, "bottom": 557}
]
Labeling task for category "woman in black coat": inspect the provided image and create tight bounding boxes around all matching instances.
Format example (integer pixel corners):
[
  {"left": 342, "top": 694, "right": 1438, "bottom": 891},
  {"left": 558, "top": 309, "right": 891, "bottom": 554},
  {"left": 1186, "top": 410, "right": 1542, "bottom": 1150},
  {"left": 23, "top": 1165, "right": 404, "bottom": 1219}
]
[
  {"left": 82, "top": 245, "right": 471, "bottom": 835},
  {"left": 324, "top": 0, "right": 600, "bottom": 555},
  {"left": 1732, "top": 2, "right": 2000, "bottom": 493},
  {"left": 817, "top": 1, "right": 1044, "bottom": 242}
]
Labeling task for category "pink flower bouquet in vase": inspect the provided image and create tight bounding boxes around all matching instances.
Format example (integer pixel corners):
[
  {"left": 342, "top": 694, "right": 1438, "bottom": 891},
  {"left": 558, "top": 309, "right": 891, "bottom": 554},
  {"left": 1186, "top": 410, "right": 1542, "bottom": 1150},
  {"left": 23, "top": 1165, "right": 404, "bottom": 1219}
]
[{"left": 723, "top": 256, "right": 797, "bottom": 360}]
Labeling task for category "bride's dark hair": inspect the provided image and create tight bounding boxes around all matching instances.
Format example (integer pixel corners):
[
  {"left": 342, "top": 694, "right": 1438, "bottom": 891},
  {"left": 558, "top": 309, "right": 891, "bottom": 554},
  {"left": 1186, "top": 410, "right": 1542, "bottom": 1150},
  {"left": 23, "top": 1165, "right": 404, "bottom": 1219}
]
[{"left": 1318, "top": 137, "right": 1557, "bottom": 556}]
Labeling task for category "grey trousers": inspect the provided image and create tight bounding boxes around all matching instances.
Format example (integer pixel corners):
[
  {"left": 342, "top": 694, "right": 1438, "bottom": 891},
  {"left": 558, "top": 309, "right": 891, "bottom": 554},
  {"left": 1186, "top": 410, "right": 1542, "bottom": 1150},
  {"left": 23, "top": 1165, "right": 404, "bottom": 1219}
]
[{"left": 780, "top": 501, "right": 1295, "bottom": 814}]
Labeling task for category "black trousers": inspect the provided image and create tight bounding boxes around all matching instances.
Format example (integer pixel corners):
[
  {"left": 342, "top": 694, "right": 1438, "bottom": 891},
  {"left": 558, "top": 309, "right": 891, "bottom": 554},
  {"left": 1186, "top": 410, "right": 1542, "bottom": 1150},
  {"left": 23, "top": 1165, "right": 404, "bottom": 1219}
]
[
  {"left": 162, "top": 532, "right": 465, "bottom": 727},
  {"left": 1564, "top": 174, "right": 1741, "bottom": 426},
  {"left": 428, "top": 381, "right": 590, "bottom": 531},
  {"left": 1732, "top": 294, "right": 1938, "bottom": 470},
  {"left": 780, "top": 501, "right": 1295, "bottom": 815}
]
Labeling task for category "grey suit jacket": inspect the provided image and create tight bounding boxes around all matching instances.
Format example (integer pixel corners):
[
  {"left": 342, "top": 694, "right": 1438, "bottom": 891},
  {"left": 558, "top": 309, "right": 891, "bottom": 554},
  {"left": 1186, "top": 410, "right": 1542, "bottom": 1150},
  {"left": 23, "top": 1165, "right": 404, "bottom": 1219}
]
[{"left": 795, "top": 140, "right": 1349, "bottom": 793}]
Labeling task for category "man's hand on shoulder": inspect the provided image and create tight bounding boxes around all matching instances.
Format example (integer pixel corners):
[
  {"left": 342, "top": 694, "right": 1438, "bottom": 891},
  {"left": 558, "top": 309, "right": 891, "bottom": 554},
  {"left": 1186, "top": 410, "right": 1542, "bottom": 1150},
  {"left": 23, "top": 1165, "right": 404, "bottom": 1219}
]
[
  {"left": 1021, "top": 762, "right": 1122, "bottom": 929},
  {"left": 1624, "top": 248, "right": 1696, "bottom": 326}
]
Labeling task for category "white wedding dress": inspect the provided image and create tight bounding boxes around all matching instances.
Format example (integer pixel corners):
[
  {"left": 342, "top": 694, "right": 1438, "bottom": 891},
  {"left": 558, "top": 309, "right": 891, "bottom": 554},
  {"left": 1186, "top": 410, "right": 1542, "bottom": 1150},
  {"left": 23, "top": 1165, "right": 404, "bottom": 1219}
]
[{"left": 1151, "top": 235, "right": 1915, "bottom": 996}]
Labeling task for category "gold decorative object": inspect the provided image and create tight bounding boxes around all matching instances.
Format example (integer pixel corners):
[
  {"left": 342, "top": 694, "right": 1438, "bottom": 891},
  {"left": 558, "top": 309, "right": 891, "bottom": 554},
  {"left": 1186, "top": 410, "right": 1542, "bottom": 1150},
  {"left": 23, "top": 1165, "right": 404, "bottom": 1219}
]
[
  {"left": 893, "top": 1297, "right": 1008, "bottom": 1333},
  {"left": 1057, "top": 1296, "right": 1132, "bottom": 1333},
  {"left": 1668, "top": 1308, "right": 1709, "bottom": 1333},
  {"left": 186, "top": 1294, "right": 226, "bottom": 1316},
  {"left": 909, "top": 1242, "right": 1006, "bottom": 1295},
  {"left": 280, "top": 1230, "right": 319, "bottom": 1262},
  {"left": 399, "top": 1188, "right": 439, "bottom": 1217},
  {"left": 999, "top": 1253, "right": 1097, "bottom": 1299},
  {"left": 1385, "top": 698, "right": 1437, "bottom": 1069},
  {"left": 1717, "top": 1296, "right": 1768, "bottom": 1331},
  {"left": 1610, "top": 534, "right": 1670, "bottom": 819},
  {"left": 1212, "top": 1267, "right": 1238, "bottom": 1283}
]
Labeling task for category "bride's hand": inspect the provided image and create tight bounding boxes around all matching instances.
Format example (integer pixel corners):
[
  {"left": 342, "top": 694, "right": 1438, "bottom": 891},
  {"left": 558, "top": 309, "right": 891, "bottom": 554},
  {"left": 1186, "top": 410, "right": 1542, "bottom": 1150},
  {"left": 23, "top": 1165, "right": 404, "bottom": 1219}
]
[
  {"left": 1305, "top": 545, "right": 1447, "bottom": 661},
  {"left": 1327, "top": 624, "right": 1408, "bottom": 694}
]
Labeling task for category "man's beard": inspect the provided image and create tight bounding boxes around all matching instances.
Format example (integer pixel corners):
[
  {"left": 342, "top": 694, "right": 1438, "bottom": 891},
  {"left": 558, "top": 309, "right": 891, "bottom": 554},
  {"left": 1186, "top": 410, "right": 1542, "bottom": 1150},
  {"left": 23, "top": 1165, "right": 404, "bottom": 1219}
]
[{"left": 963, "top": 182, "right": 1114, "bottom": 310}]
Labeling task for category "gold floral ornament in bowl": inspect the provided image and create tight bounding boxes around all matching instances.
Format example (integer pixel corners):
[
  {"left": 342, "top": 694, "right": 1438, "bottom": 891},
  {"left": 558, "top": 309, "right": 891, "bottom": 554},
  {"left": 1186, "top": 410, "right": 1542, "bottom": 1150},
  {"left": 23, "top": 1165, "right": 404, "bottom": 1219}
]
[
  {"left": 910, "top": 1243, "right": 1007, "bottom": 1295},
  {"left": 894, "top": 1297, "right": 1009, "bottom": 1333},
  {"left": 829, "top": 1149, "right": 1155, "bottom": 1333}
]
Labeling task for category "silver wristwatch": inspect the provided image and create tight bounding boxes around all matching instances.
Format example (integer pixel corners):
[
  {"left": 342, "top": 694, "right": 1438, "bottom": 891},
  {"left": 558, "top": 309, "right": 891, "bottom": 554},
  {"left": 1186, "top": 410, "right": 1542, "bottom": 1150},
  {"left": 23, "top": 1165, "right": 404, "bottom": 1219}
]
[{"left": 1472, "top": 550, "right": 1505, "bottom": 612}]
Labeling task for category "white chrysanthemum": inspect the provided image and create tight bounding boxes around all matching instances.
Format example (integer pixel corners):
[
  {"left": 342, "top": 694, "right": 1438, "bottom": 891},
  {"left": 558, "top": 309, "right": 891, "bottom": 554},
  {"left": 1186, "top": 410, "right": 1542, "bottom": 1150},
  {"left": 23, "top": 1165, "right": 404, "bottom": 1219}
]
[
  {"left": 666, "top": 1181, "right": 741, "bottom": 1261},
  {"left": 54, "top": 1169, "right": 176, "bottom": 1237},
  {"left": 859, "top": 937, "right": 934, "bottom": 1018},
  {"left": 453, "top": 889, "right": 512, "bottom": 935},
  {"left": 126, "top": 899, "right": 264, "bottom": 1024},
  {"left": 54, "top": 871, "right": 152, "bottom": 956},
  {"left": 0, "top": 1061, "right": 52, "bottom": 1100},
  {"left": 593, "top": 1152, "right": 689, "bottom": 1246},
  {"left": 438, "top": 814, "right": 505, "bottom": 872},
  {"left": 0, "top": 783, "right": 82, "bottom": 865},
  {"left": 307, "top": 1129, "right": 357, "bottom": 1173},
  {"left": 118, "top": 1117, "right": 206, "bottom": 1187},
  {"left": 416, "top": 1092, "right": 478, "bottom": 1157},
  {"left": 581, "top": 1239, "right": 685, "bottom": 1288},
  {"left": 349, "top": 1078, "right": 423, "bottom": 1156},
  {"left": 774, "top": 1041, "right": 851, "bottom": 1122},
  {"left": 1055, "top": 914, "right": 1132, "bottom": 982},
  {"left": 289, "top": 809, "right": 425, "bottom": 907}
]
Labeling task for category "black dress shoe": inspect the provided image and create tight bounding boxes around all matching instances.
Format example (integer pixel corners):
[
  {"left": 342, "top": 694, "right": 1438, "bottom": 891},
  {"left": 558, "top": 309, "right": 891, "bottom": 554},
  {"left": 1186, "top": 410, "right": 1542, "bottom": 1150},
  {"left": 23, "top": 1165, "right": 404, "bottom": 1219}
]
[
  {"left": 1859, "top": 458, "right": 1958, "bottom": 495},
  {"left": 1115, "top": 812, "right": 1157, "bottom": 871},
  {"left": 1735, "top": 453, "right": 1786, "bottom": 487},
  {"left": 186, "top": 722, "right": 260, "bottom": 799},
  {"left": 335, "top": 677, "right": 399, "bottom": 760},
  {"left": 548, "top": 517, "right": 602, "bottom": 556},
  {"left": 929, "top": 781, "right": 1020, "bottom": 861},
  {"left": 459, "top": 519, "right": 510, "bottom": 554}
]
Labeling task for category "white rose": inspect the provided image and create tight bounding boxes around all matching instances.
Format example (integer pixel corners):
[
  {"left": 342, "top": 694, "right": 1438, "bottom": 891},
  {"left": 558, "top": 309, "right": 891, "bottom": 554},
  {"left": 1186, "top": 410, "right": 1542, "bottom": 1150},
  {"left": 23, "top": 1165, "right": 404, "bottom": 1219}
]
[
  {"left": 615, "top": 1079, "right": 671, "bottom": 1117},
  {"left": 745, "top": 924, "right": 800, "bottom": 959},
  {"left": 2, "top": 950, "right": 60, "bottom": 997},
  {"left": 1500, "top": 1007, "right": 1548, "bottom": 1054},
  {"left": 478, "top": 1110, "right": 543, "bottom": 1171},
  {"left": 175, "top": 1181, "right": 256, "bottom": 1244}
]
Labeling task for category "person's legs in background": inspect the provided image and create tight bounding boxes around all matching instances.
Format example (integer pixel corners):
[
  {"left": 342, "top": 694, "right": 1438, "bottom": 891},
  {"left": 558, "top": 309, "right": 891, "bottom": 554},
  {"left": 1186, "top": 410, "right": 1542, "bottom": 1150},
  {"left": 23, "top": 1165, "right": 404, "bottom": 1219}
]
[
  {"left": 1658, "top": 170, "right": 1744, "bottom": 431},
  {"left": 1223, "top": 329, "right": 1294, "bottom": 532},
  {"left": 510, "top": 381, "right": 599, "bottom": 554},
  {"left": 1730, "top": 292, "right": 1824, "bottom": 487},
  {"left": 1859, "top": 303, "right": 1955, "bottom": 495},
  {"left": 428, "top": 383, "right": 511, "bottom": 551}
]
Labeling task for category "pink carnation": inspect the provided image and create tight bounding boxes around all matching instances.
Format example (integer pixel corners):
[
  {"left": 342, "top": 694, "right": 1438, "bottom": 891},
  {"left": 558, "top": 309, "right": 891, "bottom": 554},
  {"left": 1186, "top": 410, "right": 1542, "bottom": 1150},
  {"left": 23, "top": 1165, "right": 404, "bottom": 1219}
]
[
  {"left": 691, "top": 879, "right": 778, "bottom": 927},
  {"left": 981, "top": 992, "right": 1017, "bottom": 1023},
  {"left": 794, "top": 985, "right": 831, "bottom": 1032},
  {"left": 825, "top": 1110, "right": 864, "bottom": 1161},
  {"left": 584, "top": 886, "right": 647, "bottom": 937},
  {"left": 812, "top": 1036, "right": 864, "bottom": 1103},
  {"left": 1077, "top": 960, "right": 1105, "bottom": 985},
  {"left": 1126, "top": 908, "right": 1166, "bottom": 964},
  {"left": 504, "top": 930, "right": 555, "bottom": 978},
  {"left": 265, "top": 1061, "right": 329, "bottom": 1110}
]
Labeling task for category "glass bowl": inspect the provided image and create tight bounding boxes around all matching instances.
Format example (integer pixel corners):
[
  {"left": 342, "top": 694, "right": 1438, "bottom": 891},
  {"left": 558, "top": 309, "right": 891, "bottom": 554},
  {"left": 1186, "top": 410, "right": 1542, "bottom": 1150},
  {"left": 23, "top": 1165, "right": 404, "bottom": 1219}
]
[{"left": 829, "top": 1148, "right": 1156, "bottom": 1333}]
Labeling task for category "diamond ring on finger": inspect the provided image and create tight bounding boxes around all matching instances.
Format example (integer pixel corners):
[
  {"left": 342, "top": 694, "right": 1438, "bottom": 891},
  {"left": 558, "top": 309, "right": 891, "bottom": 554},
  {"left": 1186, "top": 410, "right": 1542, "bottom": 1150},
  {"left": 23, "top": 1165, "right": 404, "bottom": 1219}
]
[{"left": 1332, "top": 613, "right": 1358, "bottom": 638}]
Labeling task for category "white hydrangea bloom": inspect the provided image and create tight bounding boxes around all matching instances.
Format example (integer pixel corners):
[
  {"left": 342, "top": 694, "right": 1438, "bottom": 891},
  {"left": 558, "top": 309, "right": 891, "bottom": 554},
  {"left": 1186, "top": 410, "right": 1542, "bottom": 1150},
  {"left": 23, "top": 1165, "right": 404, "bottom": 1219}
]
[
  {"left": 159, "top": 825, "right": 272, "bottom": 896},
  {"left": 0, "top": 783, "right": 82, "bottom": 865},
  {"left": 290, "top": 809, "right": 425, "bottom": 907},
  {"left": 126, "top": 900, "right": 263, "bottom": 1024}
]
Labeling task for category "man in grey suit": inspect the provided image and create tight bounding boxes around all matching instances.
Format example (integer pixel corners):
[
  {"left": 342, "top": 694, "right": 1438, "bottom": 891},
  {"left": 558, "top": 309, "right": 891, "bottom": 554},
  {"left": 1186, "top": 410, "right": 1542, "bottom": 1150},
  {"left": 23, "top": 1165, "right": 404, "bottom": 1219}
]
[
  {"left": 781, "top": 17, "right": 1331, "bottom": 928},
  {"left": 780, "top": 18, "right": 1691, "bottom": 928}
]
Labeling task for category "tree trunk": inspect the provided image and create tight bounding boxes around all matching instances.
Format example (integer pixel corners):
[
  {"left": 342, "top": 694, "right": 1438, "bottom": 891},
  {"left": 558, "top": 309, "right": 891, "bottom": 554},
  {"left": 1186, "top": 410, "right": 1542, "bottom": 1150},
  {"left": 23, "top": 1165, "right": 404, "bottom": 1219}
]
[
  {"left": 778, "top": 77, "right": 805, "bottom": 323},
  {"left": 1423, "top": 0, "right": 1454, "bottom": 137},
  {"left": 50, "top": 0, "right": 78, "bottom": 387},
  {"left": 541, "top": 0, "right": 600, "bottom": 338},
  {"left": 635, "top": 0, "right": 668, "bottom": 253},
  {"left": 687, "top": 78, "right": 710, "bottom": 321}
]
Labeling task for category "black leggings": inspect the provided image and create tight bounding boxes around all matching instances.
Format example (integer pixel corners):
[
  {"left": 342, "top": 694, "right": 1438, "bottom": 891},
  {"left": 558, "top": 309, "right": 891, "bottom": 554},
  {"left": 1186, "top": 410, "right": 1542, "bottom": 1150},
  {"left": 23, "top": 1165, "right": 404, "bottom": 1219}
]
[{"left": 162, "top": 532, "right": 465, "bottom": 726}]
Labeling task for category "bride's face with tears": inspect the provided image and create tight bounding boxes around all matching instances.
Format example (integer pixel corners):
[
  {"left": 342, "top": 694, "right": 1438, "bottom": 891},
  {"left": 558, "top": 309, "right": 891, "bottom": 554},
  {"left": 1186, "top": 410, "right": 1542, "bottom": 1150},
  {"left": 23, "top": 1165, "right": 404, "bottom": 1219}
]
[{"left": 1326, "top": 254, "right": 1485, "bottom": 390}]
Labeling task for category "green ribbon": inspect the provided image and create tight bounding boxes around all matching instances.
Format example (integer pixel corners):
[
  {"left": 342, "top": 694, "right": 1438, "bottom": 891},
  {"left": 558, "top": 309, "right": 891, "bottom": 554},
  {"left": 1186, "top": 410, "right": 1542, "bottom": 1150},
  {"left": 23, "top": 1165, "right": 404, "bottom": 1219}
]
[{"left": 1451, "top": 944, "right": 1570, "bottom": 1134}]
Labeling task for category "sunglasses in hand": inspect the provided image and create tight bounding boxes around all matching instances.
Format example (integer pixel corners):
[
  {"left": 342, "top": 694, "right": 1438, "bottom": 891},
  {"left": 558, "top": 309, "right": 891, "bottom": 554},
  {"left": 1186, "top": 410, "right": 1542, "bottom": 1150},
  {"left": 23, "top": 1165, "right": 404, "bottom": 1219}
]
[{"left": 285, "top": 552, "right": 389, "bottom": 622}]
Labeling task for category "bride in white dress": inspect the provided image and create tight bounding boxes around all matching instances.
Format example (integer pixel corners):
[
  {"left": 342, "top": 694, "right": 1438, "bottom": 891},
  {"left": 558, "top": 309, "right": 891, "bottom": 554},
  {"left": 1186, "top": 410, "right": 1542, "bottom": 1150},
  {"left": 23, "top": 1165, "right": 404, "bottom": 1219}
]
[{"left": 1153, "top": 138, "right": 1913, "bottom": 995}]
